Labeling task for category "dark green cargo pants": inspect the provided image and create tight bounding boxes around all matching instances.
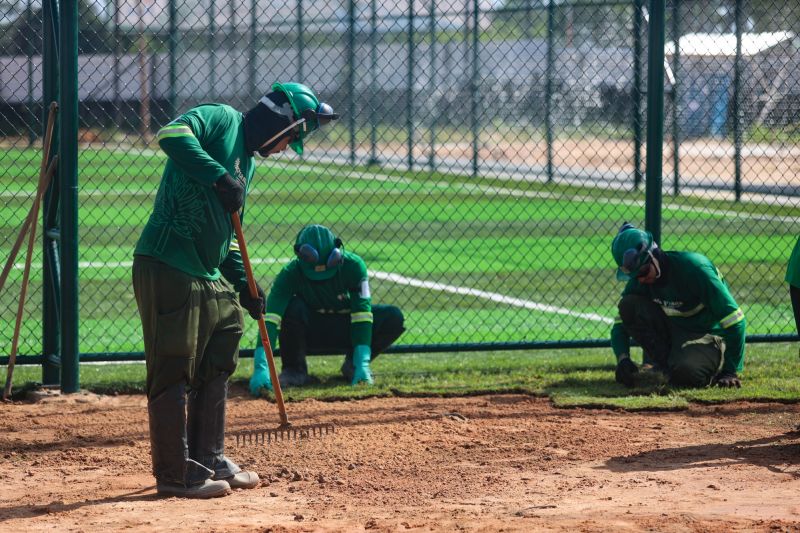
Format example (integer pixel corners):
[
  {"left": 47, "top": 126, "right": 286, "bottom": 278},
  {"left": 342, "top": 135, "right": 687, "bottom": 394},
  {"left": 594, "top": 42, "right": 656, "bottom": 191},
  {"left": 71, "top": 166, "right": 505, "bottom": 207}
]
[
  {"left": 132, "top": 255, "right": 244, "bottom": 398},
  {"left": 618, "top": 294, "right": 724, "bottom": 387}
]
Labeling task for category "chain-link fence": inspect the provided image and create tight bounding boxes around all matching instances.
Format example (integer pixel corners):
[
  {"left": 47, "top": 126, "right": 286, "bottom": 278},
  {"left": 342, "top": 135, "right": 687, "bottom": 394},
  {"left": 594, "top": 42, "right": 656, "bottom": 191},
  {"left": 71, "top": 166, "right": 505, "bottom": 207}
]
[{"left": 1, "top": 0, "right": 799, "bottom": 364}]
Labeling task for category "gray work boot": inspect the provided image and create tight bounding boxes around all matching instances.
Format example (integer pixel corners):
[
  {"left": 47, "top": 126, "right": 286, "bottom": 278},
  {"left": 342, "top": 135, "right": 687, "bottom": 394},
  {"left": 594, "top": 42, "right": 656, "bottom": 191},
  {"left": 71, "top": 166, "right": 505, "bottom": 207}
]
[
  {"left": 148, "top": 383, "right": 220, "bottom": 495},
  {"left": 217, "top": 470, "right": 261, "bottom": 489},
  {"left": 156, "top": 478, "right": 232, "bottom": 499},
  {"left": 188, "top": 372, "right": 260, "bottom": 490}
]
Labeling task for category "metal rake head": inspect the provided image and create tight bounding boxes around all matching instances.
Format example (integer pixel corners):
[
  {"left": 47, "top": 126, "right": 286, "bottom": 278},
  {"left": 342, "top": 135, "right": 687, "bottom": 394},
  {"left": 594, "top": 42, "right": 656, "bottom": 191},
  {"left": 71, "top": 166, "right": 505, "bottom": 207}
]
[{"left": 230, "top": 423, "right": 335, "bottom": 446}]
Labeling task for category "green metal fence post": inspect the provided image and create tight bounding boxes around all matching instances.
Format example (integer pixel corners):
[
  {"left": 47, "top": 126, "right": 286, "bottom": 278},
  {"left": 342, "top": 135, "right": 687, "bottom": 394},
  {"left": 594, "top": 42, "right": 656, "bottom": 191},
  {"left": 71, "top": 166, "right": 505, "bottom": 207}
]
[
  {"left": 168, "top": 0, "right": 177, "bottom": 119},
  {"left": 546, "top": 0, "right": 555, "bottom": 183},
  {"left": 670, "top": 0, "right": 680, "bottom": 196},
  {"left": 42, "top": 0, "right": 61, "bottom": 386},
  {"left": 59, "top": 0, "right": 79, "bottom": 393},
  {"left": 297, "top": 0, "right": 304, "bottom": 83},
  {"left": 209, "top": 0, "right": 216, "bottom": 101},
  {"left": 113, "top": 0, "right": 122, "bottom": 128},
  {"left": 428, "top": 0, "right": 437, "bottom": 170},
  {"left": 407, "top": 0, "right": 416, "bottom": 171},
  {"left": 733, "top": 0, "right": 743, "bottom": 202},
  {"left": 632, "top": 0, "right": 643, "bottom": 190},
  {"left": 26, "top": 0, "right": 35, "bottom": 146},
  {"left": 645, "top": 0, "right": 666, "bottom": 245},
  {"left": 249, "top": 0, "right": 257, "bottom": 100},
  {"left": 348, "top": 0, "right": 356, "bottom": 166},
  {"left": 470, "top": 0, "right": 479, "bottom": 178},
  {"left": 368, "top": 0, "right": 379, "bottom": 166}
]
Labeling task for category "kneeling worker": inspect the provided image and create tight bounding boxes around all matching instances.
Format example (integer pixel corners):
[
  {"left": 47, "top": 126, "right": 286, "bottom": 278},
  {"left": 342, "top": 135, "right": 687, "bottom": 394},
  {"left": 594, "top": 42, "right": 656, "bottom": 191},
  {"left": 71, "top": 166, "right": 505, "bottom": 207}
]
[
  {"left": 610, "top": 223, "right": 746, "bottom": 388},
  {"left": 249, "top": 224, "right": 405, "bottom": 395}
]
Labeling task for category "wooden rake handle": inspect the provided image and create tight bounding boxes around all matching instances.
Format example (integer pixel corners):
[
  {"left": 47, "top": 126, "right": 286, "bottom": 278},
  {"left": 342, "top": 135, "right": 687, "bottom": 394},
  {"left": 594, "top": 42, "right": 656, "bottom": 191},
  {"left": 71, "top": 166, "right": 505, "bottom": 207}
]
[
  {"left": 3, "top": 102, "right": 58, "bottom": 401},
  {"left": 231, "top": 211, "right": 291, "bottom": 427}
]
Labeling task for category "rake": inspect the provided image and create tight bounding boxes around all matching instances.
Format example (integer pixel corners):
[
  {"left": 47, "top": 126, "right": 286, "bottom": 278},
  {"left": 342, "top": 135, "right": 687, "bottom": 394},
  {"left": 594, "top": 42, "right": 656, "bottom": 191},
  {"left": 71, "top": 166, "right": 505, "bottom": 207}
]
[
  {"left": 3, "top": 102, "right": 59, "bottom": 402},
  {"left": 230, "top": 212, "right": 335, "bottom": 444}
]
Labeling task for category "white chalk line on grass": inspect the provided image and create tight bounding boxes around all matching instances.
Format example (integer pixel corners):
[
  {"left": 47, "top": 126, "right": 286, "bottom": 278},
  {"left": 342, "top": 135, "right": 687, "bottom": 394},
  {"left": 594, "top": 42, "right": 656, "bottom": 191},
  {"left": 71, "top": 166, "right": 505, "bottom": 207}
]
[
  {"left": 371, "top": 270, "right": 613, "bottom": 324},
  {"left": 6, "top": 257, "right": 612, "bottom": 324}
]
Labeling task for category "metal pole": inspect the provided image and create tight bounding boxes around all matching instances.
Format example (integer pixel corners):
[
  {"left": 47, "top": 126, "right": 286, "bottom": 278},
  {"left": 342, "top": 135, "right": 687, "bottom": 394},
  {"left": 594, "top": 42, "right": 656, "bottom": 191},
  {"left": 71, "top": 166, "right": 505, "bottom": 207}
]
[
  {"left": 670, "top": 0, "right": 680, "bottom": 196},
  {"left": 407, "top": 0, "right": 415, "bottom": 170},
  {"left": 546, "top": 0, "right": 555, "bottom": 183},
  {"left": 249, "top": 0, "right": 257, "bottom": 101},
  {"left": 368, "top": 0, "right": 379, "bottom": 166},
  {"left": 470, "top": 0, "right": 479, "bottom": 178},
  {"left": 42, "top": 0, "right": 61, "bottom": 386},
  {"left": 59, "top": 0, "right": 80, "bottom": 393},
  {"left": 644, "top": 0, "right": 666, "bottom": 245},
  {"left": 26, "top": 0, "right": 35, "bottom": 146},
  {"left": 733, "top": 0, "right": 743, "bottom": 202},
  {"left": 297, "top": 0, "right": 304, "bottom": 83},
  {"left": 348, "top": 0, "right": 356, "bottom": 165},
  {"left": 168, "top": 0, "right": 177, "bottom": 119},
  {"left": 113, "top": 0, "right": 122, "bottom": 128},
  {"left": 632, "top": 0, "right": 643, "bottom": 190},
  {"left": 209, "top": 0, "right": 216, "bottom": 101},
  {"left": 428, "top": 0, "right": 436, "bottom": 170}
]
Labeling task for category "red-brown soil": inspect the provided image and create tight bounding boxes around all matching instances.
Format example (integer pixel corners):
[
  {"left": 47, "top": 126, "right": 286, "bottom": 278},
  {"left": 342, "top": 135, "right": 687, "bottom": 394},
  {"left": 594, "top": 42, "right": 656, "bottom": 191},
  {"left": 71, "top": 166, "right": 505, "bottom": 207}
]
[{"left": 2, "top": 391, "right": 800, "bottom": 532}]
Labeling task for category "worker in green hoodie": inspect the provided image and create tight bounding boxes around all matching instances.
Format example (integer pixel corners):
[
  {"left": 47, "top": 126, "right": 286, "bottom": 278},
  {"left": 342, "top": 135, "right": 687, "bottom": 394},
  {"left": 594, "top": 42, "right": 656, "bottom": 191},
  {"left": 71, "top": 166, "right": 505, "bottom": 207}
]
[
  {"left": 610, "top": 223, "right": 746, "bottom": 389},
  {"left": 132, "top": 83, "right": 337, "bottom": 498}
]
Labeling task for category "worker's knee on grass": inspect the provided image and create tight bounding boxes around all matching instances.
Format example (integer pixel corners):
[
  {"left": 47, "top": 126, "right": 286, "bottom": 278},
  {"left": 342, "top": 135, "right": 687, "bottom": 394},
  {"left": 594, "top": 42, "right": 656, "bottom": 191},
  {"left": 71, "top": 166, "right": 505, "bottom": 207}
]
[{"left": 668, "top": 363, "right": 714, "bottom": 388}]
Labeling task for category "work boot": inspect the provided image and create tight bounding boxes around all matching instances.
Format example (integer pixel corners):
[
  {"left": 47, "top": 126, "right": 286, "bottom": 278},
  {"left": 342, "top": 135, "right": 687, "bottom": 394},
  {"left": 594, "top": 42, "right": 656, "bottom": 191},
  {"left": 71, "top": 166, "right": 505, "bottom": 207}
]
[
  {"left": 156, "top": 478, "right": 232, "bottom": 499},
  {"left": 217, "top": 470, "right": 261, "bottom": 489},
  {"left": 148, "top": 382, "right": 217, "bottom": 492},
  {"left": 278, "top": 369, "right": 320, "bottom": 387},
  {"left": 188, "top": 372, "right": 258, "bottom": 489}
]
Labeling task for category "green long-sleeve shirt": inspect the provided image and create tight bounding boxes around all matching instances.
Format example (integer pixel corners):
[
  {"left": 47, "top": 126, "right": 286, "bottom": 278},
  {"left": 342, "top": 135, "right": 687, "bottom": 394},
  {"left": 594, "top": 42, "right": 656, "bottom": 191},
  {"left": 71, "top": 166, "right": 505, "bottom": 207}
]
[
  {"left": 262, "top": 251, "right": 373, "bottom": 348},
  {"left": 134, "top": 104, "right": 253, "bottom": 290},
  {"left": 610, "top": 251, "right": 746, "bottom": 374}
]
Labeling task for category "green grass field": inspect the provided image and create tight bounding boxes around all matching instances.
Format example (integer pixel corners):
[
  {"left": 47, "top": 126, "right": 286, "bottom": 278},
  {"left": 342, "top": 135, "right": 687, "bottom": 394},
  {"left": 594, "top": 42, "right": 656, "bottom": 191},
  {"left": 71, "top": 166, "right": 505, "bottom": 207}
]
[
  {"left": 1, "top": 146, "right": 798, "bottom": 374},
  {"left": 7, "top": 343, "right": 800, "bottom": 409}
]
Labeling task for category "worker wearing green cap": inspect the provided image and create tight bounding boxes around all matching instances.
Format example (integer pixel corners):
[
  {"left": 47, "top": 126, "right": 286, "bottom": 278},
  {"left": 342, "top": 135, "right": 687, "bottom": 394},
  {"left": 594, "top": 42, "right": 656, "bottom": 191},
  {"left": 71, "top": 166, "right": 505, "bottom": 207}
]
[
  {"left": 609, "top": 223, "right": 746, "bottom": 388},
  {"left": 248, "top": 225, "right": 405, "bottom": 394}
]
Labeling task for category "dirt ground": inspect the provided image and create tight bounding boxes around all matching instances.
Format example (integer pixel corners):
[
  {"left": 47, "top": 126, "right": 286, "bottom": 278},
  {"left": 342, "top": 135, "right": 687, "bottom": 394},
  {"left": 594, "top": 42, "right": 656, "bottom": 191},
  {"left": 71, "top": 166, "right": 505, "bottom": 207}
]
[{"left": 2, "top": 391, "right": 800, "bottom": 532}]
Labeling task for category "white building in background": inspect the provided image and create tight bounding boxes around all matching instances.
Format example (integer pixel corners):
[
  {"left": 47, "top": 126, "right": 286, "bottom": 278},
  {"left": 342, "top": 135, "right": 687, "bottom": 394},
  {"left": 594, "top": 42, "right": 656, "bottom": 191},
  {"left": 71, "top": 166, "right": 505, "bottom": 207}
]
[{"left": 112, "top": 0, "right": 500, "bottom": 32}]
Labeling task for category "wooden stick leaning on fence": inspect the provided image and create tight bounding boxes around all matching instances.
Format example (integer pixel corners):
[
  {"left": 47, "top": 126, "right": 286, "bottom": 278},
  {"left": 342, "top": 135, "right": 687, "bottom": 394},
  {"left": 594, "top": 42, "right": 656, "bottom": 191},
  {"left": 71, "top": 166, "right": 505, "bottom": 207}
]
[{"left": 3, "top": 102, "right": 58, "bottom": 401}]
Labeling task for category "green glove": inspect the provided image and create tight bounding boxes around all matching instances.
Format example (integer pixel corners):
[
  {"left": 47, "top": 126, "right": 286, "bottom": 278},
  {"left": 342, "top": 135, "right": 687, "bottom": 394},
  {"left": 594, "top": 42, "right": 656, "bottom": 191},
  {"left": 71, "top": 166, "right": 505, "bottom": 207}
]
[
  {"left": 249, "top": 343, "right": 273, "bottom": 396},
  {"left": 351, "top": 344, "right": 374, "bottom": 385}
]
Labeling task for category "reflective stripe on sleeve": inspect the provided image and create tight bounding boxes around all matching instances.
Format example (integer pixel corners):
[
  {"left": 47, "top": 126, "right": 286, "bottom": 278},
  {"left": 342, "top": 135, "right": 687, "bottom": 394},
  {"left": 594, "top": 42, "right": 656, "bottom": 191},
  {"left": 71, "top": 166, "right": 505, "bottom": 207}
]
[
  {"left": 157, "top": 123, "right": 194, "bottom": 140},
  {"left": 719, "top": 308, "right": 745, "bottom": 328},
  {"left": 351, "top": 311, "right": 373, "bottom": 324},
  {"left": 264, "top": 313, "right": 282, "bottom": 327}
]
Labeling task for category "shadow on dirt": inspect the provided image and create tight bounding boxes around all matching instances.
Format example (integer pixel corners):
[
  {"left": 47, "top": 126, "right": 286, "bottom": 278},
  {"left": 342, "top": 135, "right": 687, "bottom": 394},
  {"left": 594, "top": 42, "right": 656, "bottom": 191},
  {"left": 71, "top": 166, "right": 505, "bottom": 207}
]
[
  {"left": 0, "top": 486, "right": 158, "bottom": 522},
  {"left": 602, "top": 431, "right": 800, "bottom": 477}
]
